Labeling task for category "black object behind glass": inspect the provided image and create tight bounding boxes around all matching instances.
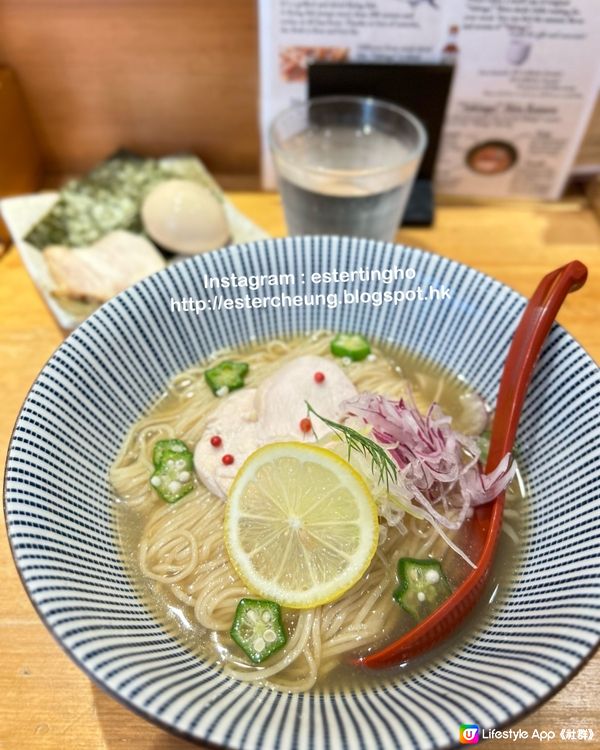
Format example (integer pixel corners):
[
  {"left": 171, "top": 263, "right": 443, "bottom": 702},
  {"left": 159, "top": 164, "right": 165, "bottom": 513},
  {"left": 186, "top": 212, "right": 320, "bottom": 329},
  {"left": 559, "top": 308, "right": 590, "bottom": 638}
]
[{"left": 309, "top": 63, "right": 454, "bottom": 226}]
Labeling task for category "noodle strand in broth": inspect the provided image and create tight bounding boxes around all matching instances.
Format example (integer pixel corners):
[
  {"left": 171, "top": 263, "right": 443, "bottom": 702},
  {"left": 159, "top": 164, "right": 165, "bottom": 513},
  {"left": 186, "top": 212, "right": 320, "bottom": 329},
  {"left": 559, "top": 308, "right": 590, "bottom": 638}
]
[{"left": 112, "top": 334, "right": 522, "bottom": 691}]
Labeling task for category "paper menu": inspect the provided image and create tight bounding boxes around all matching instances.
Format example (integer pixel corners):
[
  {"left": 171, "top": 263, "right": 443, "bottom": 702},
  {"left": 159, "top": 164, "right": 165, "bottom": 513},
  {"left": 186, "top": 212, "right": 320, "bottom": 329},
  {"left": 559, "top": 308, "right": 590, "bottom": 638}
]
[
  {"left": 259, "top": 0, "right": 600, "bottom": 200},
  {"left": 573, "top": 89, "right": 600, "bottom": 176},
  {"left": 436, "top": 0, "right": 600, "bottom": 199}
]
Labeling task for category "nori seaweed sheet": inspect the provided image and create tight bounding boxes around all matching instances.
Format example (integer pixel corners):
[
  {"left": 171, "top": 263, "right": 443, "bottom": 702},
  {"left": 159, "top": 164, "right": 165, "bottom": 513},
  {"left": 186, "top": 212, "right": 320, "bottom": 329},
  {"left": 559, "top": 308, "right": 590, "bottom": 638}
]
[{"left": 25, "top": 154, "right": 221, "bottom": 249}]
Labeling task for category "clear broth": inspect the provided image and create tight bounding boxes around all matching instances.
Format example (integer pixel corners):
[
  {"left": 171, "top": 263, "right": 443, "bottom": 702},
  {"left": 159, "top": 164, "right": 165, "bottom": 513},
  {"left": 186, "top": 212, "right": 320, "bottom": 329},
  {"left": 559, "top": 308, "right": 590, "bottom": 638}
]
[{"left": 113, "top": 336, "right": 526, "bottom": 692}]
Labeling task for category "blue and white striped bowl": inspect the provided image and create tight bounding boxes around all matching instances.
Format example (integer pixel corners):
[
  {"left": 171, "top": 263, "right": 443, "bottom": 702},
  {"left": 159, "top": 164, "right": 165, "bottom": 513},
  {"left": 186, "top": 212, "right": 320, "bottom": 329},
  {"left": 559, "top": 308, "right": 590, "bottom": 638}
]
[{"left": 5, "top": 236, "right": 600, "bottom": 749}]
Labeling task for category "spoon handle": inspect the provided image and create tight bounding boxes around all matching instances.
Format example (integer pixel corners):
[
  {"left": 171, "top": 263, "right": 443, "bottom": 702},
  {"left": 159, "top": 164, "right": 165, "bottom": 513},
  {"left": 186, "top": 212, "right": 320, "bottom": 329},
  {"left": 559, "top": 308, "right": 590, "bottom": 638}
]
[
  {"left": 486, "top": 260, "right": 588, "bottom": 473},
  {"left": 477, "top": 260, "right": 588, "bottom": 547},
  {"left": 357, "top": 260, "right": 587, "bottom": 669}
]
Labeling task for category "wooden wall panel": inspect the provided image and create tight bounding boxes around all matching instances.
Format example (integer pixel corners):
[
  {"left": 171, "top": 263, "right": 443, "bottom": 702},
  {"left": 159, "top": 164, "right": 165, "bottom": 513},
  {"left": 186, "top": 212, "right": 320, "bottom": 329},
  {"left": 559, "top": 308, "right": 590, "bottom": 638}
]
[{"left": 0, "top": 0, "right": 260, "bottom": 181}]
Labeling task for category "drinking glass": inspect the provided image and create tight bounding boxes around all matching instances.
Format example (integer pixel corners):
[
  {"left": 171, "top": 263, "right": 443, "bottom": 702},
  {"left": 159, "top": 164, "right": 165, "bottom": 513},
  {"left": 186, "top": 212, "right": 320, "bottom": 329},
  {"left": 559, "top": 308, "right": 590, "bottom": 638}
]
[{"left": 269, "top": 96, "right": 427, "bottom": 241}]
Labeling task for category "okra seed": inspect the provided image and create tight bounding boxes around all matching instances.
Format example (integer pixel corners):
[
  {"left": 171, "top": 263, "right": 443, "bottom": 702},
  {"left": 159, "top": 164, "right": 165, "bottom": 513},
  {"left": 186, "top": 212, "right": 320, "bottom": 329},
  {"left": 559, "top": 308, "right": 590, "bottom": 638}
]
[
  {"left": 178, "top": 471, "right": 191, "bottom": 482},
  {"left": 176, "top": 459, "right": 186, "bottom": 470},
  {"left": 168, "top": 480, "right": 181, "bottom": 493},
  {"left": 150, "top": 476, "right": 161, "bottom": 487},
  {"left": 253, "top": 637, "right": 265, "bottom": 653},
  {"left": 166, "top": 459, "right": 175, "bottom": 468},
  {"left": 216, "top": 386, "right": 229, "bottom": 397},
  {"left": 417, "top": 591, "right": 426, "bottom": 602},
  {"left": 246, "top": 610, "right": 258, "bottom": 623},
  {"left": 261, "top": 611, "right": 272, "bottom": 623},
  {"left": 263, "top": 629, "right": 276, "bottom": 643},
  {"left": 341, "top": 356, "right": 352, "bottom": 367},
  {"left": 425, "top": 570, "right": 440, "bottom": 584}
]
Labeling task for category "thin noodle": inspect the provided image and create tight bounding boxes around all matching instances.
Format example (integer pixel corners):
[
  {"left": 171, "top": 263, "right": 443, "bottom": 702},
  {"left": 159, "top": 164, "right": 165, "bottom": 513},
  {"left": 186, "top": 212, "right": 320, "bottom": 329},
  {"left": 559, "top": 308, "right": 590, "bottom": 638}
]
[{"left": 111, "top": 334, "right": 522, "bottom": 691}]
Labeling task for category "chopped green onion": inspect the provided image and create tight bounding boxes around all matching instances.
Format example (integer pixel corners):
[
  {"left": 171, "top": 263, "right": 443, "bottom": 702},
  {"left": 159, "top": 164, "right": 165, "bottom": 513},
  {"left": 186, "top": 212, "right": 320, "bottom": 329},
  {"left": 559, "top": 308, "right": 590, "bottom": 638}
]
[
  {"left": 205, "top": 361, "right": 249, "bottom": 395},
  {"left": 150, "top": 439, "right": 194, "bottom": 503},
  {"left": 230, "top": 598, "right": 287, "bottom": 663},
  {"left": 330, "top": 333, "right": 371, "bottom": 362},
  {"left": 393, "top": 558, "right": 452, "bottom": 620}
]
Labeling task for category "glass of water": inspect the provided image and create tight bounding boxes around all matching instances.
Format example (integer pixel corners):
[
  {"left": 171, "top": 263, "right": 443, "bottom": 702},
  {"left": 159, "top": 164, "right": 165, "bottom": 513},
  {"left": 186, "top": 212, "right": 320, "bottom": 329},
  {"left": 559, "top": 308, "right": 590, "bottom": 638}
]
[{"left": 269, "top": 96, "right": 427, "bottom": 241}]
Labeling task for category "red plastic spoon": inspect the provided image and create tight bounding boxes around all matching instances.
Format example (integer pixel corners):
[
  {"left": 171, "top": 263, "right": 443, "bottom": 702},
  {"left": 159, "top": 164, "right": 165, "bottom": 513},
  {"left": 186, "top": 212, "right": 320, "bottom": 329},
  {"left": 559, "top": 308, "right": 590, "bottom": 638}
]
[{"left": 356, "top": 260, "right": 588, "bottom": 670}]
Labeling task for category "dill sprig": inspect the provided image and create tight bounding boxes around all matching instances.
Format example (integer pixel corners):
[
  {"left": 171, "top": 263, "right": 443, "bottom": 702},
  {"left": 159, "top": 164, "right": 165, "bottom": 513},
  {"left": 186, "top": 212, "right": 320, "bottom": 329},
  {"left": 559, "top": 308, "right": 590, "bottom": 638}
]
[{"left": 306, "top": 402, "right": 397, "bottom": 489}]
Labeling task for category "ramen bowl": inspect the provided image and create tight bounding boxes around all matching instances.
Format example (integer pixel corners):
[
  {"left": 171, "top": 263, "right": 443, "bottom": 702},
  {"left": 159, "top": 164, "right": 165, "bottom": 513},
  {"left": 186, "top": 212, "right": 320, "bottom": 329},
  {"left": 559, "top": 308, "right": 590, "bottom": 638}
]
[{"left": 5, "top": 236, "right": 600, "bottom": 749}]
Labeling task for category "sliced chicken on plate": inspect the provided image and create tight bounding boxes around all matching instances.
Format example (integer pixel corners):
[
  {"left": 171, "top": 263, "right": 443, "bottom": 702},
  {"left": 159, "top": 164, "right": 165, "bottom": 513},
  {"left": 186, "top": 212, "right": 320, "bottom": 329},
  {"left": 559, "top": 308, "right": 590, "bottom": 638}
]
[{"left": 43, "top": 230, "right": 165, "bottom": 303}]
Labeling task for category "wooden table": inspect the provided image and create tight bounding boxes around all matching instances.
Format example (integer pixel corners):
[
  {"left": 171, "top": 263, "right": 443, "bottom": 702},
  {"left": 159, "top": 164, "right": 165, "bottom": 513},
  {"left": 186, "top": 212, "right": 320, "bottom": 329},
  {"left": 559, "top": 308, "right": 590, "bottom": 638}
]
[{"left": 1, "top": 193, "right": 599, "bottom": 749}]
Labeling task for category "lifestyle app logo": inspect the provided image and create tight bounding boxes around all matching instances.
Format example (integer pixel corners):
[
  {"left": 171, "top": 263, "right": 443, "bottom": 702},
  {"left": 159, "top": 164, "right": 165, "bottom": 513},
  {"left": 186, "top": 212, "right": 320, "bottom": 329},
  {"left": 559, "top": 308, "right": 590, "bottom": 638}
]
[{"left": 459, "top": 724, "right": 480, "bottom": 744}]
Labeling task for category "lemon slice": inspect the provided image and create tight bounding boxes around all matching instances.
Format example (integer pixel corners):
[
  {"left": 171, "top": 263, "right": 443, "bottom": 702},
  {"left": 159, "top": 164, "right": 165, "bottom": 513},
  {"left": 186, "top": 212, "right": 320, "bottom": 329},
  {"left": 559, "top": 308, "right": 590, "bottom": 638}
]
[{"left": 224, "top": 442, "right": 378, "bottom": 609}]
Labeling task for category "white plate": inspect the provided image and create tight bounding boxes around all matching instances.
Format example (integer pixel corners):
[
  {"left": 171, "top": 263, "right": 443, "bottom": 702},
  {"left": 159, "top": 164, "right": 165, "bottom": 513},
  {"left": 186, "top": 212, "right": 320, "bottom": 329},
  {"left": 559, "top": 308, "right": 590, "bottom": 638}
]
[{"left": 1, "top": 189, "right": 269, "bottom": 331}]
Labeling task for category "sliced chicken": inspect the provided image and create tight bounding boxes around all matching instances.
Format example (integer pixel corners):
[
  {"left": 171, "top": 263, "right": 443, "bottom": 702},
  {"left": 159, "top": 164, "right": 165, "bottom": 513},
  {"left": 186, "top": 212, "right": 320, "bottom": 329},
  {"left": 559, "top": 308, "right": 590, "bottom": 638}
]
[
  {"left": 256, "top": 355, "right": 358, "bottom": 441},
  {"left": 194, "top": 356, "right": 358, "bottom": 498},
  {"left": 44, "top": 230, "right": 165, "bottom": 303},
  {"left": 194, "top": 388, "right": 260, "bottom": 498}
]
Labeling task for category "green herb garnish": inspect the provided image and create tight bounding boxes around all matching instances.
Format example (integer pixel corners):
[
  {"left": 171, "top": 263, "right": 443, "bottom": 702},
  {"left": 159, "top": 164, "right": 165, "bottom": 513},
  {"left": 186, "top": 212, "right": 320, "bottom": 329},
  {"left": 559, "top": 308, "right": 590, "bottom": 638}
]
[{"left": 306, "top": 402, "right": 397, "bottom": 489}]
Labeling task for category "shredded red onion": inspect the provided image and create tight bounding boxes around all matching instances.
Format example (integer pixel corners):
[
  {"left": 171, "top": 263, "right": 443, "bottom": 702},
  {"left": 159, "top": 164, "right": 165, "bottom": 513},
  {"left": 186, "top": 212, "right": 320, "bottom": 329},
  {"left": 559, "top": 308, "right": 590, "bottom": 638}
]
[{"left": 343, "top": 392, "right": 515, "bottom": 526}]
